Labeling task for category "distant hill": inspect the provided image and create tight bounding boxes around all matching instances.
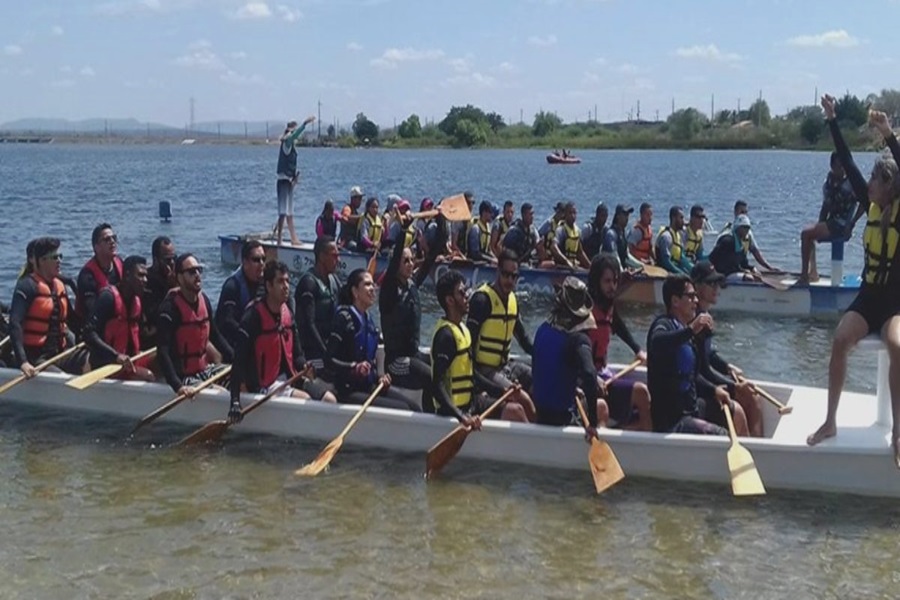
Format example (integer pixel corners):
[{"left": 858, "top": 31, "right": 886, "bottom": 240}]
[{"left": 0, "top": 118, "right": 314, "bottom": 138}]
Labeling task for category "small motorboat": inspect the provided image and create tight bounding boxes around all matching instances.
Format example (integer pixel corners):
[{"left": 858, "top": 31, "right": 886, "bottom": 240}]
[{"left": 546, "top": 152, "right": 581, "bottom": 164}]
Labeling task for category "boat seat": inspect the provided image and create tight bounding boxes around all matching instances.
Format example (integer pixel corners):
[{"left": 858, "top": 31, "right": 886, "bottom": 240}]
[{"left": 859, "top": 335, "right": 890, "bottom": 426}]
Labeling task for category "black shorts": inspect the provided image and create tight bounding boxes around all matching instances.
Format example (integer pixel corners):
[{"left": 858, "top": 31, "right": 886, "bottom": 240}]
[
  {"left": 847, "top": 289, "right": 900, "bottom": 334},
  {"left": 604, "top": 374, "right": 640, "bottom": 427},
  {"left": 698, "top": 396, "right": 736, "bottom": 430},
  {"left": 437, "top": 392, "right": 503, "bottom": 419},
  {"left": 824, "top": 217, "right": 847, "bottom": 238},
  {"left": 537, "top": 408, "right": 577, "bottom": 427}
]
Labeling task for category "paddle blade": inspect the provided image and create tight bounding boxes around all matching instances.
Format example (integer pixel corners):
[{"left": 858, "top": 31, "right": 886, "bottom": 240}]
[
  {"left": 727, "top": 442, "right": 766, "bottom": 496},
  {"left": 367, "top": 252, "right": 377, "bottom": 276},
  {"left": 66, "top": 363, "right": 122, "bottom": 390},
  {"left": 295, "top": 437, "right": 343, "bottom": 477},
  {"left": 587, "top": 438, "right": 625, "bottom": 494},
  {"left": 425, "top": 427, "right": 470, "bottom": 480},
  {"left": 437, "top": 194, "right": 471, "bottom": 222},
  {"left": 641, "top": 264, "right": 669, "bottom": 279},
  {"left": 178, "top": 420, "right": 229, "bottom": 446},
  {"left": 759, "top": 274, "right": 792, "bottom": 291}
]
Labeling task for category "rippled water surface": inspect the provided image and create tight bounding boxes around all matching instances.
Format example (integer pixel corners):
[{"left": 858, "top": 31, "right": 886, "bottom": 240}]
[{"left": 0, "top": 145, "right": 893, "bottom": 599}]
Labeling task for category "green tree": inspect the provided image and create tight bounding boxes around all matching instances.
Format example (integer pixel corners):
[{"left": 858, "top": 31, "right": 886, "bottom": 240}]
[
  {"left": 715, "top": 110, "right": 735, "bottom": 126},
  {"left": 667, "top": 108, "right": 706, "bottom": 141},
  {"left": 485, "top": 112, "right": 506, "bottom": 133},
  {"left": 398, "top": 114, "right": 422, "bottom": 139},
  {"left": 326, "top": 124, "right": 336, "bottom": 139},
  {"left": 352, "top": 112, "right": 379, "bottom": 142},
  {"left": 439, "top": 105, "right": 489, "bottom": 136},
  {"left": 872, "top": 88, "right": 900, "bottom": 125},
  {"left": 834, "top": 93, "right": 868, "bottom": 127},
  {"left": 799, "top": 114, "right": 825, "bottom": 144},
  {"left": 532, "top": 111, "right": 562, "bottom": 137},
  {"left": 748, "top": 99, "right": 771, "bottom": 127},
  {"left": 453, "top": 118, "right": 489, "bottom": 147}
]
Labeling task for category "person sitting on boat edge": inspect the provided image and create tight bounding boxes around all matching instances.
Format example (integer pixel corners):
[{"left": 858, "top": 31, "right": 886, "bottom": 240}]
[
  {"left": 586, "top": 253, "right": 652, "bottom": 431},
  {"left": 708, "top": 214, "right": 761, "bottom": 282},
  {"left": 718, "top": 200, "right": 778, "bottom": 272},
  {"left": 467, "top": 201, "right": 498, "bottom": 264},
  {"left": 275, "top": 116, "right": 315, "bottom": 247},
  {"left": 501, "top": 202, "right": 541, "bottom": 266},
  {"left": 82, "top": 255, "right": 155, "bottom": 382},
  {"left": 379, "top": 212, "right": 438, "bottom": 411},
  {"left": 326, "top": 269, "right": 420, "bottom": 411},
  {"left": 294, "top": 236, "right": 341, "bottom": 398},
  {"left": 467, "top": 250, "right": 536, "bottom": 421},
  {"left": 215, "top": 239, "right": 265, "bottom": 351},
  {"left": 156, "top": 254, "right": 232, "bottom": 396},
  {"left": 647, "top": 275, "right": 748, "bottom": 435},
  {"left": 431, "top": 270, "right": 528, "bottom": 425},
  {"left": 581, "top": 202, "right": 609, "bottom": 262},
  {"left": 798, "top": 152, "right": 864, "bottom": 284},
  {"left": 358, "top": 197, "right": 385, "bottom": 254},
  {"left": 604, "top": 204, "right": 644, "bottom": 272},
  {"left": 339, "top": 186, "right": 365, "bottom": 251},
  {"left": 690, "top": 260, "right": 761, "bottom": 436},
  {"left": 490, "top": 200, "right": 515, "bottom": 258},
  {"left": 532, "top": 277, "right": 606, "bottom": 433},
  {"left": 74, "top": 223, "right": 124, "bottom": 336},
  {"left": 656, "top": 206, "right": 694, "bottom": 275},
  {"left": 552, "top": 202, "right": 591, "bottom": 269},
  {"left": 537, "top": 202, "right": 566, "bottom": 267},
  {"left": 807, "top": 100, "right": 900, "bottom": 465},
  {"left": 9, "top": 237, "right": 87, "bottom": 377},
  {"left": 628, "top": 202, "right": 656, "bottom": 265},
  {"left": 141, "top": 236, "right": 176, "bottom": 350},
  {"left": 684, "top": 204, "right": 707, "bottom": 263},
  {"left": 315, "top": 199, "right": 340, "bottom": 240}
]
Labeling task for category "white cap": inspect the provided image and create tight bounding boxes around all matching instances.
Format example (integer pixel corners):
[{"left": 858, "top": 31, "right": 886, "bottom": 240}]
[
  {"left": 734, "top": 214, "right": 751, "bottom": 229},
  {"left": 350, "top": 186, "right": 364, "bottom": 197}
]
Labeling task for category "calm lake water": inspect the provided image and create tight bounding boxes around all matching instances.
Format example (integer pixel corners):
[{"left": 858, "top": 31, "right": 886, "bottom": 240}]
[{"left": 0, "top": 145, "right": 893, "bottom": 599}]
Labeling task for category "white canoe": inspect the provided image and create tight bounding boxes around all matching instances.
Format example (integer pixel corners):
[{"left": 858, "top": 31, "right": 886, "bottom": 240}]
[{"left": 0, "top": 337, "right": 892, "bottom": 498}]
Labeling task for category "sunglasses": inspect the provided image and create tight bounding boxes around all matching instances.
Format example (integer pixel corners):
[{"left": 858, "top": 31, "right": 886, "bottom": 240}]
[
  {"left": 41, "top": 253, "right": 63, "bottom": 261},
  {"left": 179, "top": 266, "right": 203, "bottom": 276},
  {"left": 678, "top": 291, "right": 698, "bottom": 300},
  {"left": 101, "top": 234, "right": 118, "bottom": 244}
]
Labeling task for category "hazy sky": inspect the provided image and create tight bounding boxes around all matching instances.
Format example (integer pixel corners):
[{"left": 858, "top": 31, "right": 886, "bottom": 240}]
[{"left": 0, "top": 0, "right": 895, "bottom": 127}]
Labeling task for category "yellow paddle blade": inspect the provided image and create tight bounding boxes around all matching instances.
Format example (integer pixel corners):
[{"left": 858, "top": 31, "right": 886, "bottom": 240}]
[
  {"left": 437, "top": 194, "right": 471, "bottom": 222},
  {"left": 425, "top": 427, "right": 470, "bottom": 480},
  {"left": 295, "top": 437, "right": 343, "bottom": 477},
  {"left": 587, "top": 438, "right": 625, "bottom": 494},
  {"left": 727, "top": 441, "right": 766, "bottom": 496},
  {"left": 178, "top": 420, "right": 229, "bottom": 446},
  {"left": 641, "top": 264, "right": 669, "bottom": 279},
  {"left": 65, "top": 363, "right": 123, "bottom": 390}
]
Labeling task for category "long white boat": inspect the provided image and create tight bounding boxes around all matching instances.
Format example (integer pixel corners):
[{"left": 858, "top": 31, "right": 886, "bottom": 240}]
[
  {"left": 219, "top": 233, "right": 861, "bottom": 317},
  {"left": 0, "top": 338, "right": 893, "bottom": 498}
]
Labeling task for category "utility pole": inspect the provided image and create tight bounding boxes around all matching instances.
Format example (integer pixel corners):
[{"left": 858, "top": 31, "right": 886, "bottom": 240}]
[
  {"left": 671, "top": 97, "right": 674, "bottom": 117},
  {"left": 189, "top": 97, "right": 195, "bottom": 134},
  {"left": 520, "top": 108, "right": 523, "bottom": 124},
  {"left": 814, "top": 86, "right": 818, "bottom": 106},
  {"left": 317, "top": 99, "right": 322, "bottom": 139},
  {"left": 266, "top": 122, "right": 269, "bottom": 140},
  {"left": 244, "top": 121, "right": 247, "bottom": 139},
  {"left": 637, "top": 100, "right": 641, "bottom": 121},
  {"left": 594, "top": 103, "right": 598, "bottom": 123},
  {"left": 711, "top": 93, "right": 715, "bottom": 121},
  {"left": 655, "top": 109, "right": 659, "bottom": 122},
  {"left": 217, "top": 122, "right": 221, "bottom": 138}
]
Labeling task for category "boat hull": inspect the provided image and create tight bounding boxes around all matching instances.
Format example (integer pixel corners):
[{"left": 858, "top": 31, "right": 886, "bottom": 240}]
[{"left": 546, "top": 154, "right": 581, "bottom": 164}]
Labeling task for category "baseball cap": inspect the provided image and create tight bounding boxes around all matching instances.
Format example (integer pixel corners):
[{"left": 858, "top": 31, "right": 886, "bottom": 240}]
[
  {"left": 420, "top": 197, "right": 435, "bottom": 211},
  {"left": 554, "top": 201, "right": 565, "bottom": 212},
  {"left": 350, "top": 186, "right": 364, "bottom": 198},
  {"left": 615, "top": 204, "right": 634, "bottom": 216},
  {"left": 555, "top": 276, "right": 593, "bottom": 318},
  {"left": 396, "top": 199, "right": 411, "bottom": 212},
  {"left": 734, "top": 214, "right": 752, "bottom": 229},
  {"left": 690, "top": 204, "right": 705, "bottom": 219},
  {"left": 691, "top": 260, "right": 725, "bottom": 286}
]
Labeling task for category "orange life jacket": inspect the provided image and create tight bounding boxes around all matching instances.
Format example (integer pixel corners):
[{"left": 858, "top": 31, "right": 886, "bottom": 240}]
[
  {"left": 103, "top": 285, "right": 141, "bottom": 356},
  {"left": 22, "top": 274, "right": 69, "bottom": 352},
  {"left": 172, "top": 291, "right": 210, "bottom": 376},
  {"left": 254, "top": 300, "right": 295, "bottom": 390},
  {"left": 631, "top": 223, "right": 653, "bottom": 261}
]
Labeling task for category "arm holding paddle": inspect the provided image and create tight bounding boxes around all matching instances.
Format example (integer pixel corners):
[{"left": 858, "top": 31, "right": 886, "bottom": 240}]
[{"left": 81, "top": 288, "right": 136, "bottom": 373}]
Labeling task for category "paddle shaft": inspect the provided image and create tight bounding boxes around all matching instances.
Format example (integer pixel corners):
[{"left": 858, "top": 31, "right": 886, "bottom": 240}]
[
  {"left": 131, "top": 366, "right": 232, "bottom": 433},
  {"left": 241, "top": 369, "right": 309, "bottom": 418},
  {"left": 732, "top": 371, "right": 791, "bottom": 414},
  {"left": 0, "top": 336, "right": 9, "bottom": 352},
  {"left": 721, "top": 400, "right": 739, "bottom": 442},
  {"left": 334, "top": 381, "right": 385, "bottom": 441},
  {"left": 606, "top": 359, "right": 642, "bottom": 386},
  {"left": 0, "top": 342, "right": 86, "bottom": 395}
]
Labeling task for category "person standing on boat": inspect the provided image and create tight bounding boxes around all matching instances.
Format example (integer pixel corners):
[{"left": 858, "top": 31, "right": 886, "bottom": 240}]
[
  {"left": 581, "top": 202, "right": 609, "bottom": 261},
  {"left": 798, "top": 152, "right": 863, "bottom": 283},
  {"left": 275, "top": 116, "right": 315, "bottom": 247},
  {"left": 532, "top": 277, "right": 605, "bottom": 433},
  {"left": 604, "top": 204, "right": 644, "bottom": 272},
  {"left": 708, "top": 214, "right": 761, "bottom": 282},
  {"left": 339, "top": 186, "right": 365, "bottom": 251},
  {"left": 552, "top": 202, "right": 590, "bottom": 269},
  {"left": 684, "top": 204, "right": 707, "bottom": 263},
  {"left": 490, "top": 201, "right": 515, "bottom": 258},
  {"left": 586, "top": 254, "right": 652, "bottom": 431},
  {"left": 646, "top": 275, "right": 748, "bottom": 435},
  {"left": 656, "top": 206, "right": 694, "bottom": 275},
  {"left": 9, "top": 237, "right": 86, "bottom": 377},
  {"left": 690, "top": 261, "right": 762, "bottom": 436},
  {"left": 808, "top": 100, "right": 900, "bottom": 463},
  {"left": 358, "top": 197, "right": 384, "bottom": 253},
  {"left": 215, "top": 240, "right": 265, "bottom": 350},
  {"left": 74, "top": 223, "right": 123, "bottom": 334},
  {"left": 431, "top": 270, "right": 527, "bottom": 425},
  {"left": 467, "top": 201, "right": 498, "bottom": 264},
  {"left": 326, "top": 269, "right": 419, "bottom": 411},
  {"left": 315, "top": 200, "right": 339, "bottom": 239},
  {"left": 501, "top": 202, "right": 540, "bottom": 265},
  {"left": 295, "top": 236, "right": 341, "bottom": 396},
  {"left": 156, "top": 254, "right": 232, "bottom": 395},
  {"left": 379, "top": 213, "right": 438, "bottom": 410},
  {"left": 467, "top": 250, "right": 536, "bottom": 420},
  {"left": 141, "top": 236, "right": 176, "bottom": 350},
  {"left": 628, "top": 202, "right": 656, "bottom": 265},
  {"left": 82, "top": 255, "right": 155, "bottom": 382}
]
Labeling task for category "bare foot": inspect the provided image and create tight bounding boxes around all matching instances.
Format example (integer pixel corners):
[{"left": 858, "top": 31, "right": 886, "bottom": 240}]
[
  {"left": 809, "top": 273, "right": 820, "bottom": 283},
  {"left": 807, "top": 421, "right": 836, "bottom": 446},
  {"left": 796, "top": 274, "right": 809, "bottom": 285},
  {"left": 291, "top": 238, "right": 302, "bottom": 246}
]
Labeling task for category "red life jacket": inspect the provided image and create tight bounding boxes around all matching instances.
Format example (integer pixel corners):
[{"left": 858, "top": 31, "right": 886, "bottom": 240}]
[
  {"left": 172, "top": 291, "right": 210, "bottom": 376},
  {"left": 254, "top": 301, "right": 295, "bottom": 390},
  {"left": 75, "top": 256, "right": 124, "bottom": 318},
  {"left": 103, "top": 285, "right": 141, "bottom": 356},
  {"left": 587, "top": 303, "right": 614, "bottom": 370},
  {"left": 23, "top": 274, "right": 69, "bottom": 351}
]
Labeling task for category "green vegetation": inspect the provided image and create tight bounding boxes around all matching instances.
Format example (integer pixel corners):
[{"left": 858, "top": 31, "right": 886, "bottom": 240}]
[{"left": 320, "top": 89, "right": 900, "bottom": 151}]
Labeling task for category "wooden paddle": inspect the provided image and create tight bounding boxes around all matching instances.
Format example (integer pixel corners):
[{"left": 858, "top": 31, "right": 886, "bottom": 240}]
[
  {"left": 408, "top": 194, "right": 471, "bottom": 222},
  {"left": 0, "top": 336, "right": 9, "bottom": 352},
  {"left": 65, "top": 347, "right": 157, "bottom": 390},
  {"left": 574, "top": 397, "right": 625, "bottom": 494},
  {"left": 731, "top": 370, "right": 792, "bottom": 415},
  {"left": 129, "top": 365, "right": 232, "bottom": 436},
  {"left": 177, "top": 368, "right": 309, "bottom": 446},
  {"left": 721, "top": 401, "right": 766, "bottom": 496},
  {"left": 0, "top": 342, "right": 87, "bottom": 396},
  {"left": 424, "top": 386, "right": 518, "bottom": 480},
  {"left": 758, "top": 273, "right": 792, "bottom": 291},
  {"left": 640, "top": 264, "right": 669, "bottom": 279},
  {"left": 366, "top": 248, "right": 378, "bottom": 276},
  {"left": 295, "top": 381, "right": 386, "bottom": 477}
]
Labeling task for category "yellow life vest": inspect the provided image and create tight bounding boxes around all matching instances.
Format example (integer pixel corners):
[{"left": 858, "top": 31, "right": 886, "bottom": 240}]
[
  {"left": 472, "top": 217, "right": 491, "bottom": 255},
  {"left": 402, "top": 226, "right": 415, "bottom": 249},
  {"left": 544, "top": 216, "right": 562, "bottom": 250},
  {"left": 658, "top": 226, "right": 684, "bottom": 262},
  {"left": 473, "top": 284, "right": 518, "bottom": 368},
  {"left": 562, "top": 222, "right": 581, "bottom": 259},
  {"left": 363, "top": 213, "right": 383, "bottom": 245},
  {"left": 433, "top": 319, "right": 474, "bottom": 407},
  {"left": 685, "top": 227, "right": 703, "bottom": 261},
  {"left": 862, "top": 201, "right": 900, "bottom": 286}
]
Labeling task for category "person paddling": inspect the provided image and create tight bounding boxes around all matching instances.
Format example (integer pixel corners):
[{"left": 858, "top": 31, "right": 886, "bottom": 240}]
[
  {"left": 82, "top": 255, "right": 155, "bottom": 382},
  {"left": 552, "top": 202, "right": 590, "bottom": 269},
  {"left": 295, "top": 236, "right": 341, "bottom": 398},
  {"left": 156, "top": 254, "right": 232, "bottom": 395},
  {"left": 215, "top": 240, "right": 265, "bottom": 350},
  {"left": 581, "top": 202, "right": 609, "bottom": 261},
  {"left": 490, "top": 200, "right": 515, "bottom": 257},
  {"left": 709, "top": 214, "right": 761, "bottom": 282},
  {"left": 656, "top": 206, "right": 693, "bottom": 275},
  {"left": 358, "top": 197, "right": 384, "bottom": 253},
  {"left": 275, "top": 116, "right": 315, "bottom": 247},
  {"left": 467, "top": 201, "right": 498, "bottom": 264},
  {"left": 74, "top": 223, "right": 123, "bottom": 333},
  {"left": 142, "top": 236, "right": 176, "bottom": 350},
  {"left": 628, "top": 202, "right": 655, "bottom": 265},
  {"left": 339, "top": 186, "right": 365, "bottom": 251},
  {"left": 315, "top": 200, "right": 339, "bottom": 240}
]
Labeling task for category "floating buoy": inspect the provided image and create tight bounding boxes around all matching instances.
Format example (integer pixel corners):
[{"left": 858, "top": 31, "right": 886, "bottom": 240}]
[{"left": 159, "top": 200, "right": 172, "bottom": 222}]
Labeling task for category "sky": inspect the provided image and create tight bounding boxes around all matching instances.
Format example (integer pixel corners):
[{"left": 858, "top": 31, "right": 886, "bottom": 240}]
[{"left": 0, "top": 0, "right": 897, "bottom": 129}]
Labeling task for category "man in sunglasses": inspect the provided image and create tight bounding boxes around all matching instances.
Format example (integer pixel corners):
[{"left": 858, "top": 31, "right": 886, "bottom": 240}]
[
  {"left": 466, "top": 249, "right": 536, "bottom": 420},
  {"left": 74, "top": 223, "right": 123, "bottom": 334},
  {"left": 156, "top": 254, "right": 233, "bottom": 395},
  {"left": 216, "top": 240, "right": 266, "bottom": 349},
  {"left": 142, "top": 236, "right": 177, "bottom": 349}
]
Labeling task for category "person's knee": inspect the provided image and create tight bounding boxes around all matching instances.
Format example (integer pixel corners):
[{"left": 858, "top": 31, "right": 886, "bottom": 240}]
[
  {"left": 596, "top": 399, "right": 610, "bottom": 426},
  {"left": 632, "top": 383, "right": 651, "bottom": 409},
  {"left": 502, "top": 403, "right": 527, "bottom": 422}
]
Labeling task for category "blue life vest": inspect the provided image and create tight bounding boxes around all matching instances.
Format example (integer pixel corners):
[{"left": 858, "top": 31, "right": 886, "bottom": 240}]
[
  {"left": 348, "top": 305, "right": 379, "bottom": 386},
  {"left": 532, "top": 322, "right": 578, "bottom": 414}
]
